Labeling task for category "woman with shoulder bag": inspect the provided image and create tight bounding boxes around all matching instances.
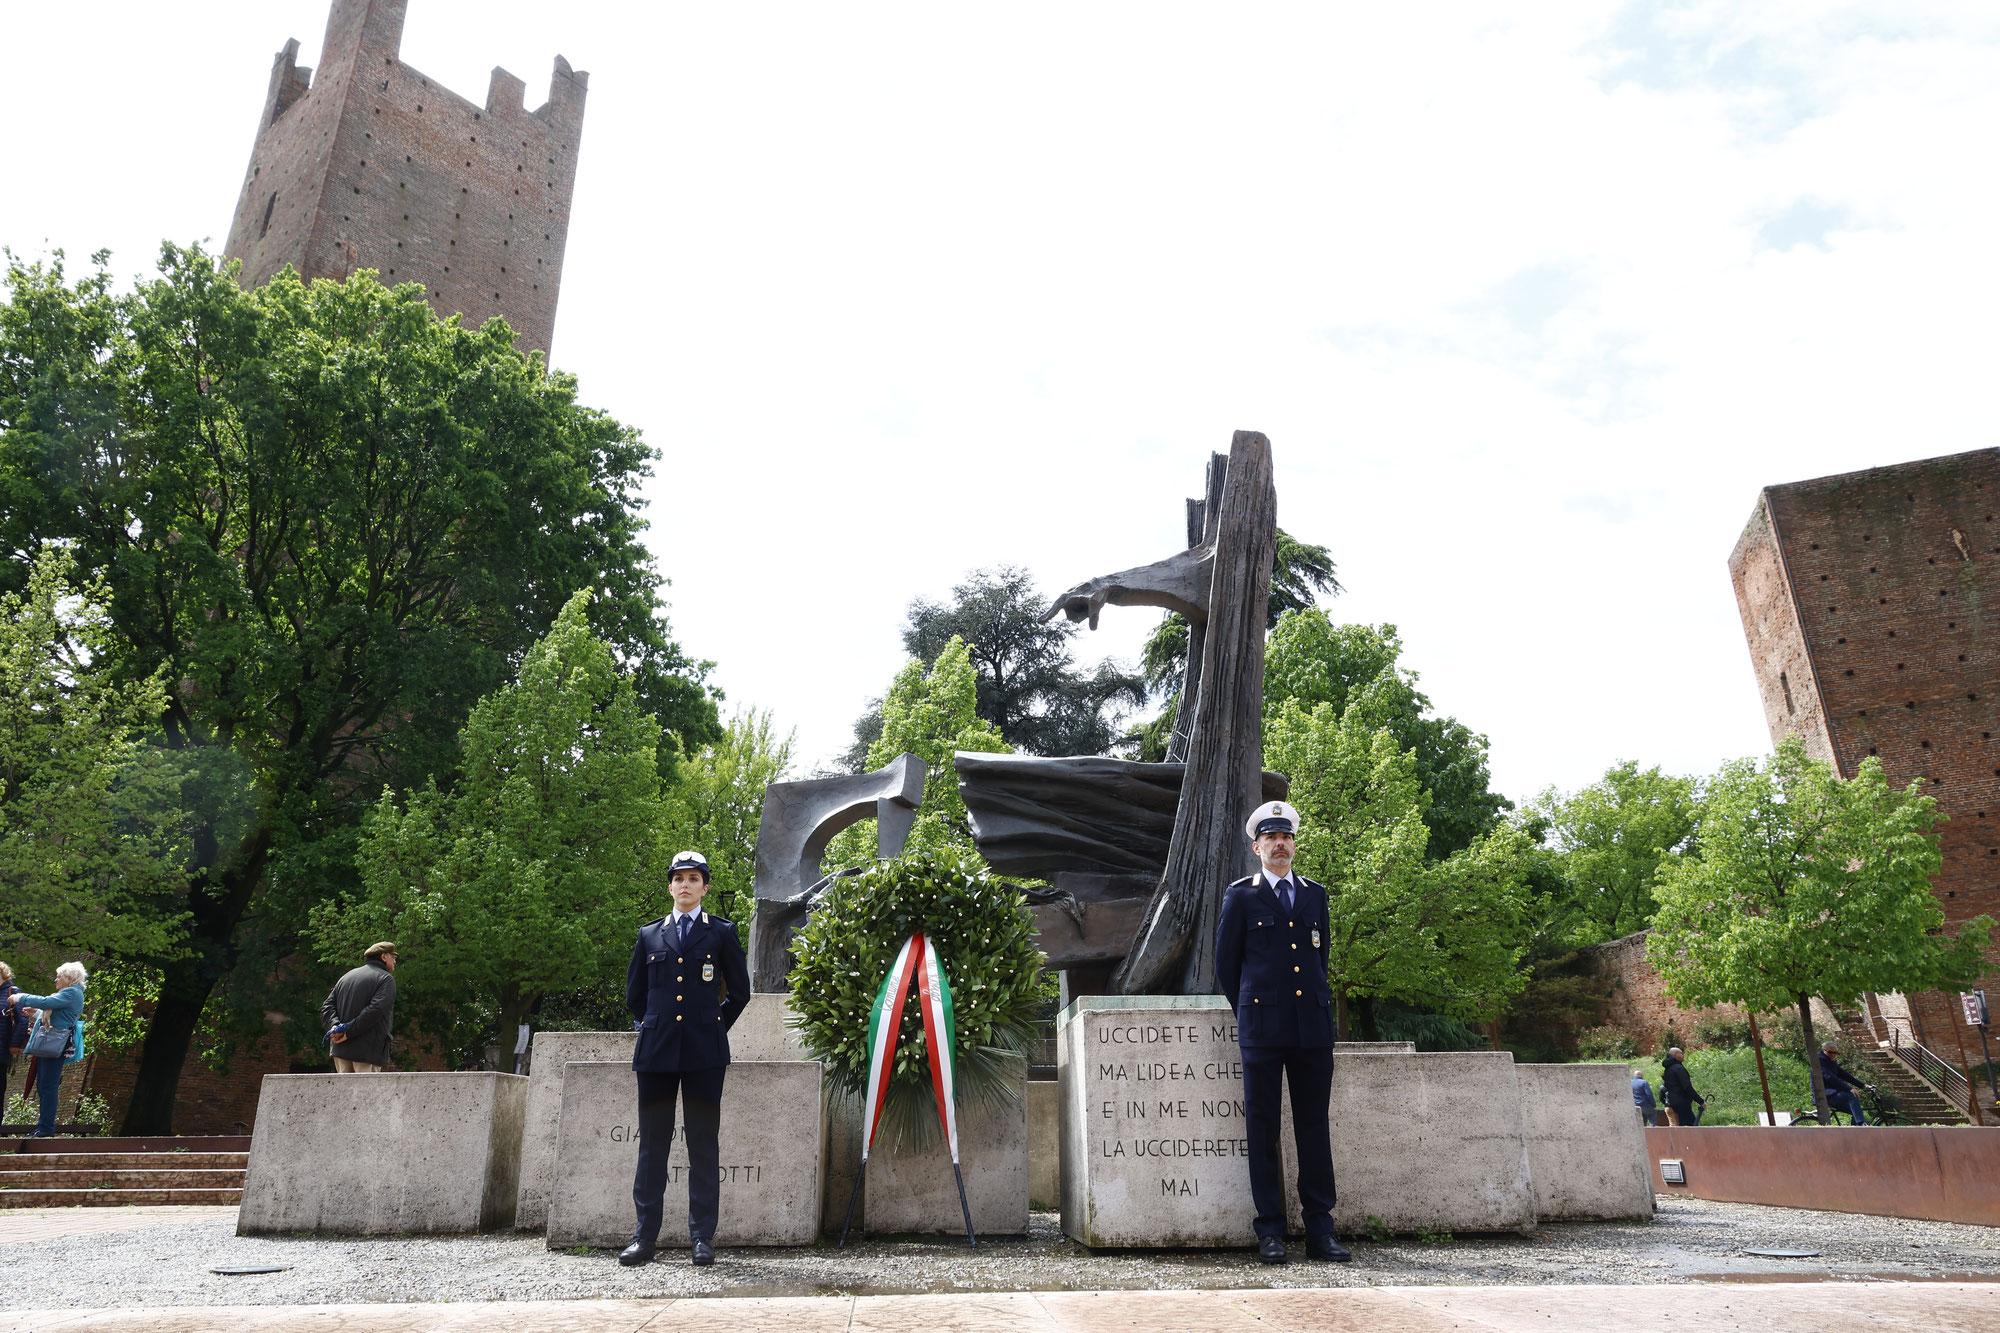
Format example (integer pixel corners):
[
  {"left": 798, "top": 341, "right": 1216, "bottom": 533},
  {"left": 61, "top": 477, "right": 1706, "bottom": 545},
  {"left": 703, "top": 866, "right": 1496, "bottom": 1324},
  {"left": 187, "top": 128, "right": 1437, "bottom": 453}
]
[{"left": 12, "top": 963, "right": 87, "bottom": 1137}]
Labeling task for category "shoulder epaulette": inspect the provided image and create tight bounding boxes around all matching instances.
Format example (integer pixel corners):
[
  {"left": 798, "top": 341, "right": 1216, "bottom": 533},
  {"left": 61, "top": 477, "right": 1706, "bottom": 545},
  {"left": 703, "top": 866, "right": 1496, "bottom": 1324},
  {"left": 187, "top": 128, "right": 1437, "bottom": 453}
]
[
  {"left": 1228, "top": 874, "right": 1259, "bottom": 888},
  {"left": 1297, "top": 876, "right": 1326, "bottom": 890}
]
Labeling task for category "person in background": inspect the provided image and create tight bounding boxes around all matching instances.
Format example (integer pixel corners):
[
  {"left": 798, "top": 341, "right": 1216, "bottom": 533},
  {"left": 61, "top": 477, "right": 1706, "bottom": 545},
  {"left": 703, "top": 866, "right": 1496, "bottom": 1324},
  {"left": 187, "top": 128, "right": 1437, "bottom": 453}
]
[
  {"left": 1819, "top": 1042, "right": 1877, "bottom": 1125},
  {"left": 1630, "top": 1067, "right": 1658, "bottom": 1128},
  {"left": 10, "top": 962, "right": 87, "bottom": 1136},
  {"left": 1659, "top": 1047, "right": 1705, "bottom": 1126},
  {"left": 0, "top": 964, "right": 29, "bottom": 1102},
  {"left": 320, "top": 943, "right": 399, "bottom": 1072}
]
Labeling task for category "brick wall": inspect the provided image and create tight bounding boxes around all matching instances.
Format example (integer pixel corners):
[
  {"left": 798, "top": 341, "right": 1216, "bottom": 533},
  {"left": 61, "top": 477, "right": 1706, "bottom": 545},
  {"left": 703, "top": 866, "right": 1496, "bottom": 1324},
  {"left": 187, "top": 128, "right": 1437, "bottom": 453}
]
[
  {"left": 1729, "top": 447, "right": 2000, "bottom": 1062},
  {"left": 224, "top": 0, "right": 586, "bottom": 353},
  {"left": 1583, "top": 930, "right": 1744, "bottom": 1053}
]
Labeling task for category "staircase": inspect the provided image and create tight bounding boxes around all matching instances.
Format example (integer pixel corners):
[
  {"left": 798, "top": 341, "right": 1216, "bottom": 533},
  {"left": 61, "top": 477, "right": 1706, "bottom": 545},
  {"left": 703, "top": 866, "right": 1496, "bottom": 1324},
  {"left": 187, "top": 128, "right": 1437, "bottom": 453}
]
[
  {"left": 0, "top": 1136, "right": 248, "bottom": 1207},
  {"left": 1834, "top": 1011, "right": 1969, "bottom": 1126}
]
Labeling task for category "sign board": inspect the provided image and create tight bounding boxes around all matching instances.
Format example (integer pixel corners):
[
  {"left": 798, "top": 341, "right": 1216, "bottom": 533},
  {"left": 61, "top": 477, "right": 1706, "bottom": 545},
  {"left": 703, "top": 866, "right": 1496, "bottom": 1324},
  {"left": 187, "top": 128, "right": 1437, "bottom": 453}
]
[
  {"left": 1658, "top": 1159, "right": 1686, "bottom": 1185},
  {"left": 1963, "top": 992, "right": 1989, "bottom": 1027}
]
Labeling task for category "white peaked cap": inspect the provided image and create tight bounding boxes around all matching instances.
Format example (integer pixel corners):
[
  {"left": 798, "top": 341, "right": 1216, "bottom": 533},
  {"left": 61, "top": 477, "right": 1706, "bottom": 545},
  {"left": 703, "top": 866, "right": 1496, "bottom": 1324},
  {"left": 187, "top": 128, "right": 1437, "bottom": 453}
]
[{"left": 1245, "top": 800, "right": 1301, "bottom": 839}]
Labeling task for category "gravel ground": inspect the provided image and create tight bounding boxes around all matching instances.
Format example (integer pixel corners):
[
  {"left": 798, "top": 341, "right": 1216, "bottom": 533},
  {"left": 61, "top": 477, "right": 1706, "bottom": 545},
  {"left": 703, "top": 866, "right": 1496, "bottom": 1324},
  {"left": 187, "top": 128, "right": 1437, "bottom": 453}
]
[{"left": 0, "top": 1199, "right": 1994, "bottom": 1308}]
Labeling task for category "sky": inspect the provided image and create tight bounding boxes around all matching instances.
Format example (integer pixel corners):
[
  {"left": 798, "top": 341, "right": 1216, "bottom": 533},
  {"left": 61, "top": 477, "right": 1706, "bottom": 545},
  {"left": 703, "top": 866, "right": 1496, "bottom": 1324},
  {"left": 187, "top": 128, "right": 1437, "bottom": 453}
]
[{"left": 7, "top": 2, "right": 2000, "bottom": 803}]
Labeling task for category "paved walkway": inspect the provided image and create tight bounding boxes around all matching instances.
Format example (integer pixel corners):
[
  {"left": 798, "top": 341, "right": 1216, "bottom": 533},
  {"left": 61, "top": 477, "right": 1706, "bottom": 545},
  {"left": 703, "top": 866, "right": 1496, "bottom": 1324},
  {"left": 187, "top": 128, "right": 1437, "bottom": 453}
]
[
  {"left": 0, "top": 1204, "right": 236, "bottom": 1240},
  {"left": 7, "top": 1285, "right": 1997, "bottom": 1333}
]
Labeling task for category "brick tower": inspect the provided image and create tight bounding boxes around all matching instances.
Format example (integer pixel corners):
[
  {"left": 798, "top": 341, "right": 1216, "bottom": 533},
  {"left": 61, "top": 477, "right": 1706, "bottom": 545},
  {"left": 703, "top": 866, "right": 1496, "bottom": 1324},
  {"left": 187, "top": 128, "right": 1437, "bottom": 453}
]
[
  {"left": 1730, "top": 448, "right": 2000, "bottom": 1068},
  {"left": 224, "top": 0, "right": 586, "bottom": 353}
]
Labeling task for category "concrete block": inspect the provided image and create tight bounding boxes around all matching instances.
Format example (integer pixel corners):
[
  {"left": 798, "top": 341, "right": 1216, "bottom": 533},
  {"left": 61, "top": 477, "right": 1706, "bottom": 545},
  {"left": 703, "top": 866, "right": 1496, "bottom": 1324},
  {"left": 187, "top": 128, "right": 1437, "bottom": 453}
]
[
  {"left": 1284, "top": 1050, "right": 1537, "bottom": 1236},
  {"left": 514, "top": 995, "right": 809, "bottom": 1231},
  {"left": 1028, "top": 1079, "right": 1058, "bottom": 1209},
  {"left": 516, "top": 1030, "right": 635, "bottom": 1231},
  {"left": 239, "top": 1072, "right": 527, "bottom": 1235},
  {"left": 1515, "top": 1063, "right": 1654, "bottom": 1221},
  {"left": 544, "top": 1060, "right": 824, "bottom": 1248},
  {"left": 862, "top": 1072, "right": 1029, "bottom": 1236},
  {"left": 1058, "top": 995, "right": 1254, "bottom": 1247}
]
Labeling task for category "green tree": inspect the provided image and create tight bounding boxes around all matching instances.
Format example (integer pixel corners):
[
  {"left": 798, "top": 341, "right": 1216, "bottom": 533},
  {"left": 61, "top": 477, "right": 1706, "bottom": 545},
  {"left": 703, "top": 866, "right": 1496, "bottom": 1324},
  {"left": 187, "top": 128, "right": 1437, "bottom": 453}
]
[
  {"left": 0, "top": 246, "right": 719, "bottom": 1130},
  {"left": 1266, "top": 696, "right": 1531, "bottom": 1036},
  {"left": 0, "top": 543, "right": 183, "bottom": 964},
  {"left": 1647, "top": 738, "right": 1992, "bottom": 1120},
  {"left": 312, "top": 592, "right": 670, "bottom": 1073},
  {"left": 1525, "top": 761, "right": 1701, "bottom": 946},
  {"left": 846, "top": 567, "right": 1145, "bottom": 766},
  {"left": 830, "top": 636, "right": 1010, "bottom": 868},
  {"left": 1264, "top": 614, "right": 1510, "bottom": 859},
  {"left": 661, "top": 709, "right": 795, "bottom": 943}
]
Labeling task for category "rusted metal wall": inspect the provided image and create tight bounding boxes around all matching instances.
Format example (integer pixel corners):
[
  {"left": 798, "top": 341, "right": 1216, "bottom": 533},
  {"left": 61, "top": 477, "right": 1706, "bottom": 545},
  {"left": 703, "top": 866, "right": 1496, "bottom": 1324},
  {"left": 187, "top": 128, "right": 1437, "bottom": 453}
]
[{"left": 1645, "top": 1126, "right": 2000, "bottom": 1226}]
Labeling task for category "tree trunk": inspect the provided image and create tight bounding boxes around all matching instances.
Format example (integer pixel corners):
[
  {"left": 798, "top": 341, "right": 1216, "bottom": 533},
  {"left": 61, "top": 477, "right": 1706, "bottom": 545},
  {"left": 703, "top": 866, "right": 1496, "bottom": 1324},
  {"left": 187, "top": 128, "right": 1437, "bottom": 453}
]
[
  {"left": 1797, "top": 993, "right": 1830, "bottom": 1123},
  {"left": 120, "top": 828, "right": 272, "bottom": 1136},
  {"left": 1746, "top": 1010, "right": 1775, "bottom": 1125},
  {"left": 1114, "top": 433, "right": 1276, "bottom": 996},
  {"left": 1335, "top": 989, "right": 1349, "bottom": 1044}
]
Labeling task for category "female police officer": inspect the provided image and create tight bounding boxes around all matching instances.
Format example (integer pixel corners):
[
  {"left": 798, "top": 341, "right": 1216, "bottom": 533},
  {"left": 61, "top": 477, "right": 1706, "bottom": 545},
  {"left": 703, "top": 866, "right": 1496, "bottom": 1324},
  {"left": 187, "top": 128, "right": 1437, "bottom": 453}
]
[
  {"left": 622, "top": 850, "right": 751, "bottom": 1267},
  {"left": 1214, "top": 801, "right": 1351, "bottom": 1265}
]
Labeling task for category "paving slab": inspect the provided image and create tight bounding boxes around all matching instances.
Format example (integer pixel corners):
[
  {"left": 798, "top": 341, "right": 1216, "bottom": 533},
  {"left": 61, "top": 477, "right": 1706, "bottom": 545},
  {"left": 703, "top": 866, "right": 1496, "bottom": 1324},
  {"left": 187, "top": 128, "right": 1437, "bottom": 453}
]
[{"left": 7, "top": 1285, "right": 2000, "bottom": 1333}]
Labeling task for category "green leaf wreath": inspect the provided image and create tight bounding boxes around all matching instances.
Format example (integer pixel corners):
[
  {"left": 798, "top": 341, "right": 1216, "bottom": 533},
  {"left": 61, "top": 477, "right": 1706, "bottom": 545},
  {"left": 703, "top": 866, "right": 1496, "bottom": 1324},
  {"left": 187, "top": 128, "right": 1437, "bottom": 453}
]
[{"left": 790, "top": 844, "right": 1049, "bottom": 1148}]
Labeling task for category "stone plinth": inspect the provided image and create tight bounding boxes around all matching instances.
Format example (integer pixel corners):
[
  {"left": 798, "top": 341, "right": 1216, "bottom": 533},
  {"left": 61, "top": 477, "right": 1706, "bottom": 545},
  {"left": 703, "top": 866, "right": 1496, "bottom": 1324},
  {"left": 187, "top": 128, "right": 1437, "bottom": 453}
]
[
  {"left": 515, "top": 995, "right": 809, "bottom": 1231},
  {"left": 1516, "top": 1063, "right": 1654, "bottom": 1221},
  {"left": 1059, "top": 997, "right": 1547, "bottom": 1246},
  {"left": 1028, "top": 1080, "right": 1059, "bottom": 1209},
  {"left": 1283, "top": 1049, "right": 1537, "bottom": 1236},
  {"left": 859, "top": 1073, "right": 1029, "bottom": 1237},
  {"left": 516, "top": 1031, "right": 635, "bottom": 1231},
  {"left": 239, "top": 1072, "right": 527, "bottom": 1235},
  {"left": 544, "top": 1059, "right": 824, "bottom": 1248},
  {"left": 1058, "top": 996, "right": 1254, "bottom": 1247}
]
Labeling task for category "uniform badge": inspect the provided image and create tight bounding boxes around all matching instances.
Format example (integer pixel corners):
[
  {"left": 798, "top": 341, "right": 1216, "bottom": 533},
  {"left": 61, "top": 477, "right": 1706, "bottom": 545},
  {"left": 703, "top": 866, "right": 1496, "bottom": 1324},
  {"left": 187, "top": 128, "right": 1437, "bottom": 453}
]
[
  {"left": 1311, "top": 928, "right": 1321, "bottom": 948},
  {"left": 703, "top": 962, "right": 715, "bottom": 982}
]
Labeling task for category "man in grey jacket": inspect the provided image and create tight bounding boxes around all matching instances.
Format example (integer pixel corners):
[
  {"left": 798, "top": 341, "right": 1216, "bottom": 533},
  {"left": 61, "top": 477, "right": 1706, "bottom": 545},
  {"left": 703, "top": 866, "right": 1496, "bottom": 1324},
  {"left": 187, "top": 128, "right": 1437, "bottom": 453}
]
[{"left": 321, "top": 943, "right": 398, "bottom": 1072}]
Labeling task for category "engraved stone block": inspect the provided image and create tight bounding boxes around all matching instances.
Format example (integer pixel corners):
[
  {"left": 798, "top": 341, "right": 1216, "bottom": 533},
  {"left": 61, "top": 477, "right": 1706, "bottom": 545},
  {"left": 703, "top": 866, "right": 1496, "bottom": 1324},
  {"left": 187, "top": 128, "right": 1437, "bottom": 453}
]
[
  {"left": 544, "top": 1059, "right": 824, "bottom": 1248},
  {"left": 860, "top": 1070, "right": 1029, "bottom": 1237}
]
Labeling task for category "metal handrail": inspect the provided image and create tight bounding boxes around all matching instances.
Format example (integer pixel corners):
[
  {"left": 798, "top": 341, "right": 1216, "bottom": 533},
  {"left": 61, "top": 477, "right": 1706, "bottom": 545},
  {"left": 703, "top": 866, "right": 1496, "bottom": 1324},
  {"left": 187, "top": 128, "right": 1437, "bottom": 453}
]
[{"left": 1888, "top": 1028, "right": 1974, "bottom": 1118}]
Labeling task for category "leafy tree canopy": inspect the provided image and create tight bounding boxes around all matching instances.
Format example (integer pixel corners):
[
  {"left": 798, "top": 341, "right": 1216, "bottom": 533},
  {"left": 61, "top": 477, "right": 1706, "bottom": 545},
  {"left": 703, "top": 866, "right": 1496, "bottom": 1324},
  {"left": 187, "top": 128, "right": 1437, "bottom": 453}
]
[
  {"left": 1264, "top": 614, "right": 1509, "bottom": 859},
  {"left": 1266, "top": 694, "right": 1532, "bottom": 1031},
  {"left": 0, "top": 245, "right": 719, "bottom": 1130},
  {"left": 1647, "top": 737, "right": 1992, "bottom": 1119},
  {"left": 846, "top": 567, "right": 1145, "bottom": 766},
  {"left": 661, "top": 708, "right": 795, "bottom": 944},
  {"left": 830, "top": 636, "right": 1010, "bottom": 869},
  {"left": 1522, "top": 761, "right": 1702, "bottom": 947},
  {"left": 311, "top": 591, "right": 671, "bottom": 1072},
  {"left": 0, "top": 542, "right": 183, "bottom": 964},
  {"left": 1139, "top": 528, "right": 1339, "bottom": 700}
]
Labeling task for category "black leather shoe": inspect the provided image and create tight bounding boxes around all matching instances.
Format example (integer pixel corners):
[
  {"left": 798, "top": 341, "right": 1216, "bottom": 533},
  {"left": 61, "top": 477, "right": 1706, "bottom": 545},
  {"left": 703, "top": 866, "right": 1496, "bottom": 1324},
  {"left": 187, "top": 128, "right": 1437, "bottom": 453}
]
[
  {"left": 1258, "top": 1236, "right": 1288, "bottom": 1265},
  {"left": 1307, "top": 1233, "right": 1352, "bottom": 1262},
  {"left": 617, "top": 1240, "right": 656, "bottom": 1267},
  {"left": 691, "top": 1238, "right": 715, "bottom": 1266}
]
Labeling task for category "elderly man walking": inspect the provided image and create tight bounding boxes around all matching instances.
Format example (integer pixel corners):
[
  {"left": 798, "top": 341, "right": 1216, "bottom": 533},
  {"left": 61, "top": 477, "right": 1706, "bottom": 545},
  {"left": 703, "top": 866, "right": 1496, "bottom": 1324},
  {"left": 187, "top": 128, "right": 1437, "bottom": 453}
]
[{"left": 321, "top": 943, "right": 399, "bottom": 1072}]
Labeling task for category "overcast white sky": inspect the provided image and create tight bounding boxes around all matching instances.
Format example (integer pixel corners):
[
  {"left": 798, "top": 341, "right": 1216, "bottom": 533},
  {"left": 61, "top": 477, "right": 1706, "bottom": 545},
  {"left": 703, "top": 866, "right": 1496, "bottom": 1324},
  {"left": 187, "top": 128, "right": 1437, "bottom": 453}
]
[{"left": 8, "top": 2, "right": 2000, "bottom": 803}]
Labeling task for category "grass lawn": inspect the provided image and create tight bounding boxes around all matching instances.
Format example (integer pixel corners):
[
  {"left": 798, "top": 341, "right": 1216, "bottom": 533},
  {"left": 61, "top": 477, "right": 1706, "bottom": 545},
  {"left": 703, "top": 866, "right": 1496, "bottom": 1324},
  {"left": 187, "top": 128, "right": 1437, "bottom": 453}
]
[{"left": 1627, "top": 1046, "right": 1816, "bottom": 1125}]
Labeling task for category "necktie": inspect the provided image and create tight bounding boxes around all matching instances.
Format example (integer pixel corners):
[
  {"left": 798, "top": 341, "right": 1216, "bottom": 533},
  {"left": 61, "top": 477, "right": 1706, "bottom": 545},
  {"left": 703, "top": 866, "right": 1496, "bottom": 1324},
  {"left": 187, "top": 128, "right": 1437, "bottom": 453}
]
[
  {"left": 1279, "top": 879, "right": 1294, "bottom": 913},
  {"left": 676, "top": 914, "right": 691, "bottom": 949}
]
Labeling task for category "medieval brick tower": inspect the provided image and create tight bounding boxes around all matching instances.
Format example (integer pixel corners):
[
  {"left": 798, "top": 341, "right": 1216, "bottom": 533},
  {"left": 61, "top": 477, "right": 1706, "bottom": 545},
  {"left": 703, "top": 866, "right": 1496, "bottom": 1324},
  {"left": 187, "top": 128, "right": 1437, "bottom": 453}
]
[
  {"left": 1730, "top": 448, "right": 2000, "bottom": 1068},
  {"left": 224, "top": 0, "right": 586, "bottom": 353}
]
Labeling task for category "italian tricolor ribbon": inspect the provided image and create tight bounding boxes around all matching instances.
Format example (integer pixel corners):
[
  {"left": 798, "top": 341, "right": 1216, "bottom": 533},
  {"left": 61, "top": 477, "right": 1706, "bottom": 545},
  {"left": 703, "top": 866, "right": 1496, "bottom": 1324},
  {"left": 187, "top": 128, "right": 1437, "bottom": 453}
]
[{"left": 857, "top": 931, "right": 961, "bottom": 1165}]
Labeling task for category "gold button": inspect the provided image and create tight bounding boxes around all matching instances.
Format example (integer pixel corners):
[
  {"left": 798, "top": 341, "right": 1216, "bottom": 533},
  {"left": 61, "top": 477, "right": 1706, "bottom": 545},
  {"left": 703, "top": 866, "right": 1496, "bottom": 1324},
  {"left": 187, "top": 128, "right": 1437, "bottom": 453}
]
[
  {"left": 1253, "top": 999, "right": 1260, "bottom": 1004},
  {"left": 1296, "top": 989, "right": 1302, "bottom": 996},
  {"left": 1293, "top": 966, "right": 1300, "bottom": 973},
  {"left": 677, "top": 976, "right": 684, "bottom": 982},
  {"left": 1291, "top": 943, "right": 1297, "bottom": 950},
  {"left": 676, "top": 995, "right": 683, "bottom": 1001},
  {"left": 1289, "top": 922, "right": 1295, "bottom": 928},
  {"left": 676, "top": 1016, "right": 683, "bottom": 1022}
]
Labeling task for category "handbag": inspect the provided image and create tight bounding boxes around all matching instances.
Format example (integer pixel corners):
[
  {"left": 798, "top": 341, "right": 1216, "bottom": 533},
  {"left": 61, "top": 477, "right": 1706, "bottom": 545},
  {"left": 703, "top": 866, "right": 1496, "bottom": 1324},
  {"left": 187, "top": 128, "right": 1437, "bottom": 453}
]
[{"left": 23, "top": 1018, "right": 73, "bottom": 1061}]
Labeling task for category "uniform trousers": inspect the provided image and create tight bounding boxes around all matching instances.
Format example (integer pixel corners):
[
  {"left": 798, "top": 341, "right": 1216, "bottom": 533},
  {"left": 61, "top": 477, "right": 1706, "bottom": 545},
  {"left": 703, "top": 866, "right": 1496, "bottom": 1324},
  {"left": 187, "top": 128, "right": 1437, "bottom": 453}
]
[
  {"left": 1242, "top": 1045, "right": 1337, "bottom": 1241},
  {"left": 632, "top": 1067, "right": 726, "bottom": 1244}
]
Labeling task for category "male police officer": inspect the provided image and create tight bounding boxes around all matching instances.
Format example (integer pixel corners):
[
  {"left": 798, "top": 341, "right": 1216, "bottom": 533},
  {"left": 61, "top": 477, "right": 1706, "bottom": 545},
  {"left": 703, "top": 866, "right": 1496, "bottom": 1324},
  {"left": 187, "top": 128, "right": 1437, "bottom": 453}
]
[
  {"left": 1214, "top": 800, "right": 1350, "bottom": 1265},
  {"left": 621, "top": 850, "right": 751, "bottom": 1267}
]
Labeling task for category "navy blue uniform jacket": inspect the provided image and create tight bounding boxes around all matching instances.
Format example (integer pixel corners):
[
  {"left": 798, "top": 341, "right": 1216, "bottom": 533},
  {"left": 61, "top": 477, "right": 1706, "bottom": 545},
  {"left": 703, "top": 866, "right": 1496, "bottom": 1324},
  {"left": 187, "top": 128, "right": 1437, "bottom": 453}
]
[
  {"left": 626, "top": 911, "right": 751, "bottom": 1073},
  {"left": 1215, "top": 874, "right": 1335, "bottom": 1049}
]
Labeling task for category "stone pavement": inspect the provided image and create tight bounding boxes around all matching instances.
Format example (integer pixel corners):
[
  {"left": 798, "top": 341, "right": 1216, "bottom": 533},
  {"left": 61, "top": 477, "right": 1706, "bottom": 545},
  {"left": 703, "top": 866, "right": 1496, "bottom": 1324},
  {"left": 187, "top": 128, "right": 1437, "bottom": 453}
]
[
  {"left": 6, "top": 1285, "right": 1997, "bottom": 1333},
  {"left": 0, "top": 1204, "right": 236, "bottom": 1240}
]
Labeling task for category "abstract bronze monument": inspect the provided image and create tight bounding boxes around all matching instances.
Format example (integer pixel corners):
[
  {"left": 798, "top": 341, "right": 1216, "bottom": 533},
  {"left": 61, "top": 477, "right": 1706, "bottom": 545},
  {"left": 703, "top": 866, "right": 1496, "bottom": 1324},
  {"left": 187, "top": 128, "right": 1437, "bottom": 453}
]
[
  {"left": 959, "top": 430, "right": 1279, "bottom": 995},
  {"left": 747, "top": 752, "right": 925, "bottom": 991}
]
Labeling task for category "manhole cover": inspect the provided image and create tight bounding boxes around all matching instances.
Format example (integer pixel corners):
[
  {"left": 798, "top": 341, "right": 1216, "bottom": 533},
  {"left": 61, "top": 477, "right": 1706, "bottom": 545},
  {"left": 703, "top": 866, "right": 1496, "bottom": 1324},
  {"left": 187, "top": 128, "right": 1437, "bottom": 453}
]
[
  {"left": 212, "top": 1266, "right": 292, "bottom": 1275},
  {"left": 1742, "top": 1249, "right": 1821, "bottom": 1259}
]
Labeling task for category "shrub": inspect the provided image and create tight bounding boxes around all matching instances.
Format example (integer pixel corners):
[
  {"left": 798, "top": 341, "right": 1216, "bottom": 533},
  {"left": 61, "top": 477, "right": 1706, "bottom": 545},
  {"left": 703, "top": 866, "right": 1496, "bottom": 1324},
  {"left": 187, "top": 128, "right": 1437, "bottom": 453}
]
[
  {"left": 1576, "top": 1026, "right": 1637, "bottom": 1061},
  {"left": 1694, "top": 1016, "right": 1753, "bottom": 1050}
]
